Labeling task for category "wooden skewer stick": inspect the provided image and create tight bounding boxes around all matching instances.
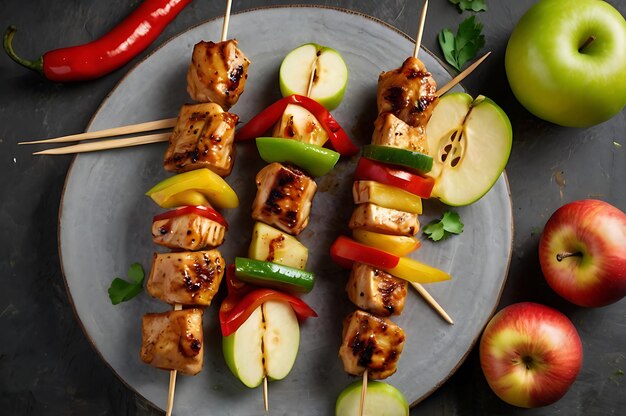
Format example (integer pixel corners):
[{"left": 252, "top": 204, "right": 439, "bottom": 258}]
[
  {"left": 305, "top": 58, "right": 317, "bottom": 98},
  {"left": 32, "top": 132, "right": 170, "bottom": 155},
  {"left": 411, "top": 282, "right": 454, "bottom": 324},
  {"left": 413, "top": 0, "right": 429, "bottom": 59},
  {"left": 18, "top": 117, "right": 176, "bottom": 145},
  {"left": 221, "top": 0, "right": 233, "bottom": 42},
  {"left": 263, "top": 376, "right": 269, "bottom": 414},
  {"left": 436, "top": 51, "right": 491, "bottom": 97},
  {"left": 359, "top": 370, "right": 368, "bottom": 416},
  {"left": 166, "top": 303, "right": 183, "bottom": 416}
]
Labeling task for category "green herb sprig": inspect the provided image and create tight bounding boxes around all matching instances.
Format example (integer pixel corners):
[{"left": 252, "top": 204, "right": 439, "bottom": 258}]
[
  {"left": 438, "top": 16, "right": 485, "bottom": 71},
  {"left": 108, "top": 263, "right": 145, "bottom": 305},
  {"left": 449, "top": 0, "right": 487, "bottom": 13},
  {"left": 423, "top": 211, "right": 464, "bottom": 241}
]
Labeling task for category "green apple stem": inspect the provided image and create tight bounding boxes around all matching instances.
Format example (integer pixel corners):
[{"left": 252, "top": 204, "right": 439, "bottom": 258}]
[
  {"left": 578, "top": 36, "right": 596, "bottom": 53},
  {"left": 556, "top": 252, "right": 583, "bottom": 262}
]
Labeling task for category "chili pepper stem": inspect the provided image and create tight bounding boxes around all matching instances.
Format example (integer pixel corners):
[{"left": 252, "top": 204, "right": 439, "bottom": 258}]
[{"left": 3, "top": 26, "right": 43, "bottom": 75}]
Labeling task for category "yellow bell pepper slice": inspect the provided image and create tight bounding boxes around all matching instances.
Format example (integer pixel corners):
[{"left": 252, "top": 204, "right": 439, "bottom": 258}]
[
  {"left": 352, "top": 229, "right": 420, "bottom": 257},
  {"left": 353, "top": 180, "right": 422, "bottom": 214},
  {"left": 156, "top": 189, "right": 210, "bottom": 209},
  {"left": 146, "top": 168, "right": 239, "bottom": 209},
  {"left": 382, "top": 256, "right": 451, "bottom": 284}
]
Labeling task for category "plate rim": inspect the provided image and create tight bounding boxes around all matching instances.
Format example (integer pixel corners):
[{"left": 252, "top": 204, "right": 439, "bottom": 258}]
[{"left": 57, "top": 4, "right": 514, "bottom": 411}]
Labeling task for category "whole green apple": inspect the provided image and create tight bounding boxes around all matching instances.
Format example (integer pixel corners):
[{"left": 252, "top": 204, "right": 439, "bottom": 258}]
[{"left": 505, "top": 0, "right": 626, "bottom": 127}]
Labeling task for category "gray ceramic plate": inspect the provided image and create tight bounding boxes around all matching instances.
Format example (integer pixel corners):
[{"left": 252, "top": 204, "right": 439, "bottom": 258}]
[{"left": 59, "top": 6, "right": 513, "bottom": 415}]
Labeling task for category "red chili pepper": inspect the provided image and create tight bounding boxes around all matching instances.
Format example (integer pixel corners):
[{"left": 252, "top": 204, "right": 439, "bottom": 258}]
[
  {"left": 219, "top": 265, "right": 317, "bottom": 336},
  {"left": 152, "top": 205, "right": 228, "bottom": 229},
  {"left": 235, "top": 94, "right": 359, "bottom": 156},
  {"left": 354, "top": 157, "right": 434, "bottom": 199},
  {"left": 3, "top": 0, "right": 192, "bottom": 82},
  {"left": 329, "top": 236, "right": 400, "bottom": 270}
]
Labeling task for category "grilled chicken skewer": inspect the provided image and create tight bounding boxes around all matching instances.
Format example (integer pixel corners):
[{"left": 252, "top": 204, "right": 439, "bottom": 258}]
[
  {"left": 341, "top": 2, "right": 432, "bottom": 413},
  {"left": 141, "top": 2, "right": 251, "bottom": 415}
]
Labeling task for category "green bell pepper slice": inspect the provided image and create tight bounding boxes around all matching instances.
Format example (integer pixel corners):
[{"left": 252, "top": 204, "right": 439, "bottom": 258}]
[
  {"left": 362, "top": 144, "right": 433, "bottom": 175},
  {"left": 234, "top": 257, "right": 315, "bottom": 294},
  {"left": 255, "top": 137, "right": 340, "bottom": 177}
]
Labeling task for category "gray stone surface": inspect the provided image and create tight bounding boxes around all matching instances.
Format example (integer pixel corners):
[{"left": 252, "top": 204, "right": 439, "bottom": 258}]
[{"left": 0, "top": 1, "right": 624, "bottom": 415}]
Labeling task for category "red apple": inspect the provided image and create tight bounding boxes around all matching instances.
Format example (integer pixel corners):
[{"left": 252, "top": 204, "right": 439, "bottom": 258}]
[
  {"left": 479, "top": 302, "right": 583, "bottom": 408},
  {"left": 539, "top": 199, "right": 626, "bottom": 307}
]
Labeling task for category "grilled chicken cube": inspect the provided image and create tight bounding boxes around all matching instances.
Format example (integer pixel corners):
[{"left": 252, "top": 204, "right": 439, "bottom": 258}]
[
  {"left": 152, "top": 212, "right": 226, "bottom": 250},
  {"left": 372, "top": 112, "right": 429, "bottom": 154},
  {"left": 377, "top": 57, "right": 438, "bottom": 128},
  {"left": 141, "top": 308, "right": 204, "bottom": 375},
  {"left": 163, "top": 103, "right": 238, "bottom": 176},
  {"left": 252, "top": 162, "right": 317, "bottom": 236},
  {"left": 147, "top": 250, "right": 224, "bottom": 306},
  {"left": 339, "top": 310, "right": 405, "bottom": 379},
  {"left": 349, "top": 203, "right": 419, "bottom": 236},
  {"left": 186, "top": 39, "right": 250, "bottom": 110},
  {"left": 271, "top": 104, "right": 329, "bottom": 147},
  {"left": 346, "top": 263, "right": 408, "bottom": 317}
]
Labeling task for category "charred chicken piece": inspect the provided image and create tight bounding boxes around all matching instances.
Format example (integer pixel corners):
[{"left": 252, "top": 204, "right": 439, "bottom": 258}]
[
  {"left": 186, "top": 39, "right": 250, "bottom": 110},
  {"left": 377, "top": 57, "right": 438, "bottom": 128},
  {"left": 372, "top": 112, "right": 429, "bottom": 154},
  {"left": 147, "top": 250, "right": 224, "bottom": 306},
  {"left": 152, "top": 212, "right": 226, "bottom": 251},
  {"left": 141, "top": 308, "right": 204, "bottom": 375},
  {"left": 339, "top": 309, "right": 405, "bottom": 379},
  {"left": 349, "top": 203, "right": 420, "bottom": 236},
  {"left": 346, "top": 263, "right": 408, "bottom": 317},
  {"left": 252, "top": 162, "right": 317, "bottom": 236},
  {"left": 163, "top": 102, "right": 238, "bottom": 176}
]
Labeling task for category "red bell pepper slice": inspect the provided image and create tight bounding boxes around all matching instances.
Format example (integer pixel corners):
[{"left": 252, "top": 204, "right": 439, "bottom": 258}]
[
  {"left": 219, "top": 265, "right": 317, "bottom": 336},
  {"left": 354, "top": 157, "right": 434, "bottom": 199},
  {"left": 235, "top": 94, "right": 359, "bottom": 156},
  {"left": 329, "top": 236, "right": 400, "bottom": 270},
  {"left": 152, "top": 205, "right": 228, "bottom": 229}
]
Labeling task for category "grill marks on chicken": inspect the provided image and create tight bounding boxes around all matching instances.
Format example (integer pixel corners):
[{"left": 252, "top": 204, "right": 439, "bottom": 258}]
[
  {"left": 252, "top": 162, "right": 317, "bottom": 236},
  {"left": 186, "top": 39, "right": 250, "bottom": 110},
  {"left": 372, "top": 112, "right": 429, "bottom": 154},
  {"left": 164, "top": 103, "right": 238, "bottom": 176},
  {"left": 147, "top": 250, "right": 224, "bottom": 306},
  {"left": 339, "top": 310, "right": 406, "bottom": 379},
  {"left": 141, "top": 308, "right": 204, "bottom": 375},
  {"left": 377, "top": 57, "right": 438, "bottom": 129},
  {"left": 349, "top": 203, "right": 420, "bottom": 236},
  {"left": 346, "top": 263, "right": 408, "bottom": 317},
  {"left": 152, "top": 212, "right": 226, "bottom": 251}
]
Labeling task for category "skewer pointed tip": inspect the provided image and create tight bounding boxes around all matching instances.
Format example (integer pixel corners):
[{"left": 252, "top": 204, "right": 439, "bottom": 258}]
[{"left": 263, "top": 376, "right": 269, "bottom": 414}]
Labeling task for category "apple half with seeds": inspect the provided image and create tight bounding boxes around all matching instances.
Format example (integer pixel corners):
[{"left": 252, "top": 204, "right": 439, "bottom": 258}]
[
  {"left": 279, "top": 43, "right": 348, "bottom": 110},
  {"left": 425, "top": 93, "right": 512, "bottom": 206},
  {"left": 222, "top": 300, "right": 300, "bottom": 387}
]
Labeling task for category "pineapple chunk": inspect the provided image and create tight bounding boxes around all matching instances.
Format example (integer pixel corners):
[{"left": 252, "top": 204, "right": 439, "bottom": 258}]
[{"left": 248, "top": 222, "right": 308, "bottom": 270}]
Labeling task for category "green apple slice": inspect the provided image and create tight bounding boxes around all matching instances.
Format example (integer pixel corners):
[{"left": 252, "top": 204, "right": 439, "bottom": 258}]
[
  {"left": 272, "top": 103, "right": 330, "bottom": 146},
  {"left": 263, "top": 300, "right": 300, "bottom": 381},
  {"left": 335, "top": 380, "right": 409, "bottom": 416},
  {"left": 279, "top": 43, "right": 348, "bottom": 110},
  {"left": 249, "top": 222, "right": 309, "bottom": 269},
  {"left": 223, "top": 300, "right": 300, "bottom": 387},
  {"left": 222, "top": 306, "right": 265, "bottom": 388},
  {"left": 425, "top": 93, "right": 512, "bottom": 206}
]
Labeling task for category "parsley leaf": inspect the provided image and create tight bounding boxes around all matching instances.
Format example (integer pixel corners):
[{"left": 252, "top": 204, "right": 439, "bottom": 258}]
[
  {"left": 423, "top": 211, "right": 464, "bottom": 241},
  {"left": 108, "top": 263, "right": 145, "bottom": 305},
  {"left": 449, "top": 0, "right": 487, "bottom": 13},
  {"left": 438, "top": 16, "right": 485, "bottom": 71}
]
